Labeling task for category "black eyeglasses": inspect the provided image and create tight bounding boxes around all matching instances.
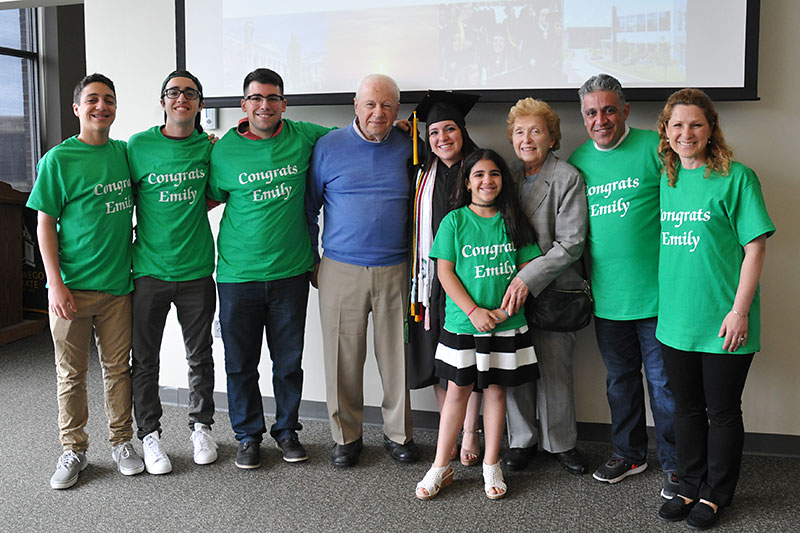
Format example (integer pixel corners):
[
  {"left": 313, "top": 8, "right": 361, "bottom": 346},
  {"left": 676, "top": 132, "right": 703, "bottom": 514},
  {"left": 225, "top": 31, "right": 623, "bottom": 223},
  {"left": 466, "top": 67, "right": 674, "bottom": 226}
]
[
  {"left": 244, "top": 94, "right": 285, "bottom": 104},
  {"left": 163, "top": 87, "right": 201, "bottom": 100}
]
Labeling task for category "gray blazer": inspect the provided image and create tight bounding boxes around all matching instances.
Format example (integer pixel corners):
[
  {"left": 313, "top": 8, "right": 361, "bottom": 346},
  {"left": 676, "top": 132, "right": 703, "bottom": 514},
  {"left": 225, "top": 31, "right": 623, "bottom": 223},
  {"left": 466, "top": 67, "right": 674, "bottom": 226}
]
[{"left": 516, "top": 151, "right": 588, "bottom": 296}]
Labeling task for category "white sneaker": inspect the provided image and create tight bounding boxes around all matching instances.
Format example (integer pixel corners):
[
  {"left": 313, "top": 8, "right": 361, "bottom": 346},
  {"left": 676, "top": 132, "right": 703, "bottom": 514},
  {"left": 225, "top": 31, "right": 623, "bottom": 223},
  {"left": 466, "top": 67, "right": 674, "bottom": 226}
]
[
  {"left": 191, "top": 423, "right": 218, "bottom": 465},
  {"left": 50, "top": 450, "right": 88, "bottom": 489},
  {"left": 142, "top": 431, "right": 172, "bottom": 475}
]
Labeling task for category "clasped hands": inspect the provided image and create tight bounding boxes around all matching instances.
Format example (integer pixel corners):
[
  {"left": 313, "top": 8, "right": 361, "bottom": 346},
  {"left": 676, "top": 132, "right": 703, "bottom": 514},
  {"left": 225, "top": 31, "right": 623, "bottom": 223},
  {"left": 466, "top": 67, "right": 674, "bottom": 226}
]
[{"left": 469, "top": 276, "right": 529, "bottom": 333}]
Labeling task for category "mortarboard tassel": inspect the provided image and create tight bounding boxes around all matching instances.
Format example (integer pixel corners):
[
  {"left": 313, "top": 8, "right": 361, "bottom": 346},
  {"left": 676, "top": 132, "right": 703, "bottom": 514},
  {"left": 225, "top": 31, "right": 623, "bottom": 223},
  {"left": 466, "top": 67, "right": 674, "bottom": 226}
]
[{"left": 412, "top": 111, "right": 419, "bottom": 166}]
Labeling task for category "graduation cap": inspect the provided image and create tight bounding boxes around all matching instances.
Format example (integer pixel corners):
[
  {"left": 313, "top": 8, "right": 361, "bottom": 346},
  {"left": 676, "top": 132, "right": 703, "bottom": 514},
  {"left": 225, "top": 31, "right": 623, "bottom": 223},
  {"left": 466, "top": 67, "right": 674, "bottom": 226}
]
[{"left": 411, "top": 90, "right": 480, "bottom": 128}]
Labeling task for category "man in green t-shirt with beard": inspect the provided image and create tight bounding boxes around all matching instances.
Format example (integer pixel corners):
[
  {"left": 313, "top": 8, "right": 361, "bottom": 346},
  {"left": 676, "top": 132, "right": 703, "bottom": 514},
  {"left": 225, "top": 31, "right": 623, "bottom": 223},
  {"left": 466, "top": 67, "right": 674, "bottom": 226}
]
[
  {"left": 27, "top": 73, "right": 144, "bottom": 489},
  {"left": 568, "top": 74, "right": 677, "bottom": 501},
  {"left": 127, "top": 70, "right": 218, "bottom": 475},
  {"left": 208, "top": 68, "right": 333, "bottom": 469}
]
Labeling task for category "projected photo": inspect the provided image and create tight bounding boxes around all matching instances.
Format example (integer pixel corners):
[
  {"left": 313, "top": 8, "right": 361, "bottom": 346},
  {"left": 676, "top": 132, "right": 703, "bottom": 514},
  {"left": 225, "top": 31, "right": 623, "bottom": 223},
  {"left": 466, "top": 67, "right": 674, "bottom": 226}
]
[
  {"left": 563, "top": 0, "right": 687, "bottom": 85},
  {"left": 185, "top": 0, "right": 748, "bottom": 99}
]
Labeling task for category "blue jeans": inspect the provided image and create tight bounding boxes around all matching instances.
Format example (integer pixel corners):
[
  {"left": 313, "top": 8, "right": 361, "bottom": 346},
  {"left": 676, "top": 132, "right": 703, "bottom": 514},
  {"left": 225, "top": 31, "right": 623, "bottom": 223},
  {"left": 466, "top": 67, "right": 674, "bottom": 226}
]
[
  {"left": 217, "top": 273, "right": 309, "bottom": 443},
  {"left": 594, "top": 317, "right": 677, "bottom": 471}
]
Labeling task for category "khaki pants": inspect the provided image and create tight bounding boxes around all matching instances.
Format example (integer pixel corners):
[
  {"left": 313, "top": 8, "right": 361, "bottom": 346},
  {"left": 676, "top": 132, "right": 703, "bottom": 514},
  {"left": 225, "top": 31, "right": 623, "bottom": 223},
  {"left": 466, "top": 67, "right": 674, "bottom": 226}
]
[
  {"left": 50, "top": 290, "right": 133, "bottom": 452},
  {"left": 318, "top": 256, "right": 412, "bottom": 445}
]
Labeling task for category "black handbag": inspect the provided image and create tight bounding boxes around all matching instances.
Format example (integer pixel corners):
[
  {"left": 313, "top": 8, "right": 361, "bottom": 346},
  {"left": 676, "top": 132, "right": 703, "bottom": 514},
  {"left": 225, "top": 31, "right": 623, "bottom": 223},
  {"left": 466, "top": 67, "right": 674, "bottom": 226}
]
[{"left": 524, "top": 258, "right": 593, "bottom": 332}]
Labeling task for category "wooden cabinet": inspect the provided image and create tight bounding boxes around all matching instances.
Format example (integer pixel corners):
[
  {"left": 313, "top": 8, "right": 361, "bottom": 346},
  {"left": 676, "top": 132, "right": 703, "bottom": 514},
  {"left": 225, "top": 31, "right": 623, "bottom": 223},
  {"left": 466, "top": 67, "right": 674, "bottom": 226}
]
[{"left": 0, "top": 181, "right": 46, "bottom": 346}]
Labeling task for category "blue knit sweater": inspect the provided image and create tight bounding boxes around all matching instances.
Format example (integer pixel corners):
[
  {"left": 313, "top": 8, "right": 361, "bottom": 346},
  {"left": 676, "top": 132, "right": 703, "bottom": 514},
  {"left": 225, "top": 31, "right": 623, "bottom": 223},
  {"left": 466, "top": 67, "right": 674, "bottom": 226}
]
[{"left": 306, "top": 124, "right": 412, "bottom": 267}]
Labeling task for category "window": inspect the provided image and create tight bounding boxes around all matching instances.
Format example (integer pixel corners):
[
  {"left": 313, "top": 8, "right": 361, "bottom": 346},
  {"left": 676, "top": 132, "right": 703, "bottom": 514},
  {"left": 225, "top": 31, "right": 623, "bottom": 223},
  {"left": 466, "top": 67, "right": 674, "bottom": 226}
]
[
  {"left": 659, "top": 11, "right": 671, "bottom": 32},
  {"left": 0, "top": 8, "right": 39, "bottom": 192},
  {"left": 636, "top": 14, "right": 646, "bottom": 32},
  {"left": 647, "top": 12, "right": 657, "bottom": 32}
]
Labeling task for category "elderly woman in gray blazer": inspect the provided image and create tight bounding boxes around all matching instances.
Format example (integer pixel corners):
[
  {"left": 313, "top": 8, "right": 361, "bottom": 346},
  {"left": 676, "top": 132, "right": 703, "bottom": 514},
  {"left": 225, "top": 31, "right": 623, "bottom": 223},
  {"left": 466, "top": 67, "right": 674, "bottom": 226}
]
[{"left": 499, "top": 98, "right": 590, "bottom": 475}]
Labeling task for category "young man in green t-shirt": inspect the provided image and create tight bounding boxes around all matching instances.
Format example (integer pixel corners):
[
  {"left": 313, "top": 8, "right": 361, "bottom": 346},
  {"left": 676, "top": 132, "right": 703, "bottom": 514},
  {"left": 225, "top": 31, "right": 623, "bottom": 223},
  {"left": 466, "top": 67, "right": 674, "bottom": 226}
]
[
  {"left": 208, "top": 68, "right": 332, "bottom": 469},
  {"left": 127, "top": 70, "right": 218, "bottom": 475},
  {"left": 568, "top": 74, "right": 677, "bottom": 500},
  {"left": 27, "top": 73, "right": 144, "bottom": 490}
]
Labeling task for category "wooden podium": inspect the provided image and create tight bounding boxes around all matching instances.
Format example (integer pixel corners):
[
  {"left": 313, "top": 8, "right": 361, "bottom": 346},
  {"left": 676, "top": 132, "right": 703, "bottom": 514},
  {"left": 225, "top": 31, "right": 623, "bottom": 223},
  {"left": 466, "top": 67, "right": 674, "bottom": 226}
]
[{"left": 0, "top": 181, "right": 47, "bottom": 346}]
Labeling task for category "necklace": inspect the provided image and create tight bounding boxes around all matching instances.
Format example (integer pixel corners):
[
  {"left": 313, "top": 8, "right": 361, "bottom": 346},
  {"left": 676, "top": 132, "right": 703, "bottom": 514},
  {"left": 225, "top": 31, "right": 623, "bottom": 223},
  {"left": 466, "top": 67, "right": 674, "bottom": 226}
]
[{"left": 470, "top": 201, "right": 495, "bottom": 208}]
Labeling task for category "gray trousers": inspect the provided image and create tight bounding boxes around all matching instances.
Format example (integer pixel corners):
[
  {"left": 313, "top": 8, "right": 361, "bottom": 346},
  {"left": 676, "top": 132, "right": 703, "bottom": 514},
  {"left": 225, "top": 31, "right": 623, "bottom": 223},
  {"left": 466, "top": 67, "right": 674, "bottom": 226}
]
[
  {"left": 131, "top": 275, "right": 216, "bottom": 440},
  {"left": 505, "top": 328, "right": 578, "bottom": 453}
]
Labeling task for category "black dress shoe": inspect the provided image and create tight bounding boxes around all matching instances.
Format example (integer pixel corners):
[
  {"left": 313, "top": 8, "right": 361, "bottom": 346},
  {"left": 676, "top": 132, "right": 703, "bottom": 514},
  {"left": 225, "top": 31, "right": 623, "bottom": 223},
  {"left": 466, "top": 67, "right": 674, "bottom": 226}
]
[
  {"left": 658, "top": 496, "right": 696, "bottom": 522},
  {"left": 553, "top": 448, "right": 587, "bottom": 475},
  {"left": 383, "top": 434, "right": 420, "bottom": 463},
  {"left": 331, "top": 438, "right": 363, "bottom": 467},
  {"left": 686, "top": 502, "right": 720, "bottom": 530},
  {"left": 502, "top": 447, "right": 536, "bottom": 471}
]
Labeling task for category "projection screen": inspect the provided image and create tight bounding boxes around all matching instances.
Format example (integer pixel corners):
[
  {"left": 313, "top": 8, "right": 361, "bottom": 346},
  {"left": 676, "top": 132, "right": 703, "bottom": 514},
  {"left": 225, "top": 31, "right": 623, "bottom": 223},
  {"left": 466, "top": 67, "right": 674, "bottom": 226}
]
[{"left": 179, "top": 0, "right": 759, "bottom": 105}]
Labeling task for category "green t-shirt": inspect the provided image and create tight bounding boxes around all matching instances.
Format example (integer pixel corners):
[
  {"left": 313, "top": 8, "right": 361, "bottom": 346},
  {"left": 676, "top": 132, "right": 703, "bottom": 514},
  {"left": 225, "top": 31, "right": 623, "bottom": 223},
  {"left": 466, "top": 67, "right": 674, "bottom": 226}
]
[
  {"left": 656, "top": 162, "right": 775, "bottom": 354},
  {"left": 128, "top": 126, "right": 214, "bottom": 281},
  {"left": 430, "top": 206, "right": 541, "bottom": 335},
  {"left": 208, "top": 119, "right": 333, "bottom": 282},
  {"left": 26, "top": 136, "right": 133, "bottom": 295},
  {"left": 568, "top": 128, "right": 661, "bottom": 320}
]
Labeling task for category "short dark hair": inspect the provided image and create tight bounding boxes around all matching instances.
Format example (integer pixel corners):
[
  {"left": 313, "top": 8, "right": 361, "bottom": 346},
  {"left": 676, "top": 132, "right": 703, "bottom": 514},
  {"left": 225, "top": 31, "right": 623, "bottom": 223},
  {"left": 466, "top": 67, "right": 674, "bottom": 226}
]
[
  {"left": 73, "top": 73, "right": 116, "bottom": 105},
  {"left": 242, "top": 68, "right": 284, "bottom": 95}
]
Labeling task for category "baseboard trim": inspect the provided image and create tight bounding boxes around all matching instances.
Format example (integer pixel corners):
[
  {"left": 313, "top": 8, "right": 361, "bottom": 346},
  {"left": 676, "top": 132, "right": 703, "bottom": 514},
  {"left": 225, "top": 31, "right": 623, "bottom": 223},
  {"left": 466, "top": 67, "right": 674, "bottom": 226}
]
[{"left": 159, "top": 386, "right": 800, "bottom": 458}]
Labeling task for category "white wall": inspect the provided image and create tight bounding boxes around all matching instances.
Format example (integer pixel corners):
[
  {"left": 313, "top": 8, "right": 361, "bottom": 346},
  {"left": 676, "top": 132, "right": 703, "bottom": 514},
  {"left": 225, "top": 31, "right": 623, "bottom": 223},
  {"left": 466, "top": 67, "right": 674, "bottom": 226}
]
[{"left": 82, "top": 0, "right": 800, "bottom": 435}]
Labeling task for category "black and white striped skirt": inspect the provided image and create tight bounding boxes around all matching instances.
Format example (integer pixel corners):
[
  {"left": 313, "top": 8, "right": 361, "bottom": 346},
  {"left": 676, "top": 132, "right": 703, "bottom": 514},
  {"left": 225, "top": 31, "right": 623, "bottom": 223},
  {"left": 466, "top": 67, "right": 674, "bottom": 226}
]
[{"left": 434, "top": 325, "right": 539, "bottom": 389}]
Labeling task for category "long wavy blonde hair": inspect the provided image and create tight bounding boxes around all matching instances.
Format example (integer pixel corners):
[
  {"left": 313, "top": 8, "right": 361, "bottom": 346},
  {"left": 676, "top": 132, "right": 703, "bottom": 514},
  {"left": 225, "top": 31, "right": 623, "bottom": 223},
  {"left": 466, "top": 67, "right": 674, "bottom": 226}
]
[{"left": 657, "top": 88, "right": 733, "bottom": 187}]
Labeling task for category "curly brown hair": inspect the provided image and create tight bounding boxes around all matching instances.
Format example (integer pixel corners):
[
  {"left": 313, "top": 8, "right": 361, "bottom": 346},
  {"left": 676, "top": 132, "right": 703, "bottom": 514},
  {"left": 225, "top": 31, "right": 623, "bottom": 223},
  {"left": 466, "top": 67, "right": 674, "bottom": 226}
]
[{"left": 657, "top": 88, "right": 733, "bottom": 187}]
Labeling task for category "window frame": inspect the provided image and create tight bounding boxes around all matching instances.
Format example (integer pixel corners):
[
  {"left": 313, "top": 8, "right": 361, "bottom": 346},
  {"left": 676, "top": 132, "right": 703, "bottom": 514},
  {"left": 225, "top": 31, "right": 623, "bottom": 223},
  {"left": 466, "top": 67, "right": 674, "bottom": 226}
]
[{"left": 0, "top": 7, "right": 42, "bottom": 192}]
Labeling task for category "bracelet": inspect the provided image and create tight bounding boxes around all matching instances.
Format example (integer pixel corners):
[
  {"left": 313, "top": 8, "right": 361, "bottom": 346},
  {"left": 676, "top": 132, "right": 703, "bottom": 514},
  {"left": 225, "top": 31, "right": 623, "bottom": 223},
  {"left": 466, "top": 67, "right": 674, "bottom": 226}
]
[
  {"left": 501, "top": 308, "right": 510, "bottom": 317},
  {"left": 467, "top": 305, "right": 478, "bottom": 317},
  {"left": 731, "top": 309, "right": 748, "bottom": 318}
]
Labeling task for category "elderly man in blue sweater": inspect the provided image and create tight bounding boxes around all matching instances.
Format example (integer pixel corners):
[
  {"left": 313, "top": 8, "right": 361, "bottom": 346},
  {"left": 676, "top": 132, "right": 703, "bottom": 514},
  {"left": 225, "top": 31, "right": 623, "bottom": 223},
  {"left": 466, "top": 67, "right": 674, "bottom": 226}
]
[{"left": 307, "top": 73, "right": 418, "bottom": 468}]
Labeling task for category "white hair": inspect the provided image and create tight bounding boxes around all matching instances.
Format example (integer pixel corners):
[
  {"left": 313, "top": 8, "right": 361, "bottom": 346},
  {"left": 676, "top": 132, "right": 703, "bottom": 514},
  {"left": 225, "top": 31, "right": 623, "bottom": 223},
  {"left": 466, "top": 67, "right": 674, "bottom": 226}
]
[{"left": 355, "top": 73, "right": 400, "bottom": 102}]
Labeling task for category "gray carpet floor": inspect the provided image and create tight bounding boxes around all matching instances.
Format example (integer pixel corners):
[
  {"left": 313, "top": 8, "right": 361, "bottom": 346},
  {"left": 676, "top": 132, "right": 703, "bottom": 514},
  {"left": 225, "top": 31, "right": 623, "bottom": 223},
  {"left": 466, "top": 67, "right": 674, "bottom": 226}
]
[{"left": 0, "top": 331, "right": 797, "bottom": 532}]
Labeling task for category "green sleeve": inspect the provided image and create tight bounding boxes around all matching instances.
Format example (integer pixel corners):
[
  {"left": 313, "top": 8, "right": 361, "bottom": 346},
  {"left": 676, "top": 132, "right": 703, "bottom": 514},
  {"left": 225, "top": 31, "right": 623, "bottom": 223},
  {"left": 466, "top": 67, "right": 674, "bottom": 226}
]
[
  {"left": 518, "top": 242, "right": 542, "bottom": 265},
  {"left": 207, "top": 136, "right": 229, "bottom": 202},
  {"left": 429, "top": 211, "right": 457, "bottom": 261},
  {"left": 27, "top": 150, "right": 65, "bottom": 218}
]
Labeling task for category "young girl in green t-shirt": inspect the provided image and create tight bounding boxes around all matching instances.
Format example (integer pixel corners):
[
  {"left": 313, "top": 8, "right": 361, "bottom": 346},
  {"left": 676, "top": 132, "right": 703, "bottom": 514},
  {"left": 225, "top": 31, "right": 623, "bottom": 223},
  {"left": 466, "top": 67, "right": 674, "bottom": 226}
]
[{"left": 416, "top": 149, "right": 541, "bottom": 501}]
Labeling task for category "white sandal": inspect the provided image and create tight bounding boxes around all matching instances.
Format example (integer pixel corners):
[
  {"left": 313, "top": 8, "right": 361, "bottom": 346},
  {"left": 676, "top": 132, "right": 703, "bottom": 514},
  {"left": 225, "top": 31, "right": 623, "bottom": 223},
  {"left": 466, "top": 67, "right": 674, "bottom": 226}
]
[
  {"left": 415, "top": 465, "right": 454, "bottom": 500},
  {"left": 483, "top": 461, "right": 507, "bottom": 500}
]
